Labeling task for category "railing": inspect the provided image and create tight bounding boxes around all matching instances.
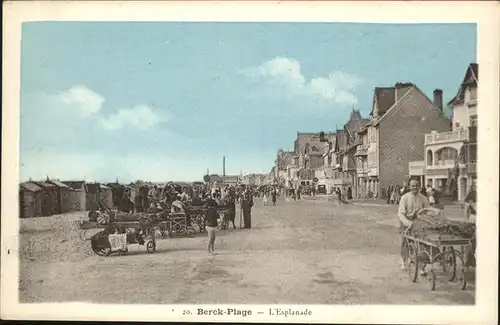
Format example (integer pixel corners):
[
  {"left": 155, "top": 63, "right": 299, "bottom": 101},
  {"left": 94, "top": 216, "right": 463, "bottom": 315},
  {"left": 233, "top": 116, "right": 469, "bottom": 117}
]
[
  {"left": 356, "top": 168, "right": 368, "bottom": 174},
  {"left": 409, "top": 160, "right": 425, "bottom": 176},
  {"left": 409, "top": 160, "right": 425, "bottom": 168},
  {"left": 425, "top": 129, "right": 469, "bottom": 145},
  {"left": 354, "top": 145, "right": 368, "bottom": 156}
]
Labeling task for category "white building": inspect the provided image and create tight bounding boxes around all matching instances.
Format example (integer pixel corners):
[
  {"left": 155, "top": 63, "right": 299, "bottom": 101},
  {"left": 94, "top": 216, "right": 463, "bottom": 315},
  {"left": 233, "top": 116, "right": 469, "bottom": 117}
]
[{"left": 410, "top": 63, "right": 478, "bottom": 201}]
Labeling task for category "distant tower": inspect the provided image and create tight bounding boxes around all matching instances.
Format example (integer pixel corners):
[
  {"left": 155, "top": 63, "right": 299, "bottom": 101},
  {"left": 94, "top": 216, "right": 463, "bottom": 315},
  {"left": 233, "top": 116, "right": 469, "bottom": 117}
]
[{"left": 223, "top": 156, "right": 226, "bottom": 177}]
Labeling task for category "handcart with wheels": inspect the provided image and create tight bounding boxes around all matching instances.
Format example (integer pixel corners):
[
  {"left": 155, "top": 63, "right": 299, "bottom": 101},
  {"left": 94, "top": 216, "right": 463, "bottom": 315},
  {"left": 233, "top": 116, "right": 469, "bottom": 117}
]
[
  {"left": 402, "top": 226, "right": 475, "bottom": 291},
  {"left": 77, "top": 220, "right": 166, "bottom": 256},
  {"left": 162, "top": 212, "right": 196, "bottom": 237}
]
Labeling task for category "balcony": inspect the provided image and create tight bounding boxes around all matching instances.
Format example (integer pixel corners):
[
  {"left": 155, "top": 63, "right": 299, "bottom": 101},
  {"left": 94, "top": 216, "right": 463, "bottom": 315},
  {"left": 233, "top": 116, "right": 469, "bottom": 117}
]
[
  {"left": 332, "top": 178, "right": 351, "bottom": 186},
  {"left": 409, "top": 160, "right": 425, "bottom": 176},
  {"left": 356, "top": 167, "right": 368, "bottom": 175},
  {"left": 425, "top": 129, "right": 469, "bottom": 145},
  {"left": 467, "top": 98, "right": 477, "bottom": 107},
  {"left": 354, "top": 145, "right": 369, "bottom": 157}
]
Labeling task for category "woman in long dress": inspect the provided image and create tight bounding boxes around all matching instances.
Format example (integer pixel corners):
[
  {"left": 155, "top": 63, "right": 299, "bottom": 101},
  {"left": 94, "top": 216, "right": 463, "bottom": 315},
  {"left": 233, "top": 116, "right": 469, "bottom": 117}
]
[{"left": 262, "top": 189, "right": 269, "bottom": 206}]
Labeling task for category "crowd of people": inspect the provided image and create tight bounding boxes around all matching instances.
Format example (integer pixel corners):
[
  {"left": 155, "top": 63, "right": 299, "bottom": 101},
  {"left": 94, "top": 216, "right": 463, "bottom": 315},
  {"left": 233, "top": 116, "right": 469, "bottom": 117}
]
[
  {"left": 115, "top": 181, "right": 278, "bottom": 255},
  {"left": 387, "top": 182, "right": 443, "bottom": 207}
]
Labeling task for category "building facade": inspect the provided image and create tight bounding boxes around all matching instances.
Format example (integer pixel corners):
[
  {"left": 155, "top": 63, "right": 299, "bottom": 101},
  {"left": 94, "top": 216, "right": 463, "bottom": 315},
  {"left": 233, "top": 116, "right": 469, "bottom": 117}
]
[
  {"left": 409, "top": 63, "right": 478, "bottom": 201},
  {"left": 356, "top": 82, "right": 451, "bottom": 198}
]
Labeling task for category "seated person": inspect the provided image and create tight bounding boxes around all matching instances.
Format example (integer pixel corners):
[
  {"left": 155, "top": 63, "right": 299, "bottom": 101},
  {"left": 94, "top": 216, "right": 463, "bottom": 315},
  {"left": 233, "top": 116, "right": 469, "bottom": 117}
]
[
  {"left": 180, "top": 188, "right": 191, "bottom": 203},
  {"left": 171, "top": 194, "right": 187, "bottom": 213}
]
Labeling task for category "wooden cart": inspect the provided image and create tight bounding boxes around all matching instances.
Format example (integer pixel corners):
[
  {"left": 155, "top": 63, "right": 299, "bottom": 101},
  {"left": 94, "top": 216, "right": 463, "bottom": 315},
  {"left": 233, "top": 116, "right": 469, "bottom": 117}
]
[
  {"left": 78, "top": 220, "right": 167, "bottom": 256},
  {"left": 402, "top": 231, "right": 475, "bottom": 291}
]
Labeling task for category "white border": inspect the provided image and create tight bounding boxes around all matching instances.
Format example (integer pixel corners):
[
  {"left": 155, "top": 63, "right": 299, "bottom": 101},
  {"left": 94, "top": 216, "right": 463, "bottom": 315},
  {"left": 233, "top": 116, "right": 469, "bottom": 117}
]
[{"left": 2, "top": 1, "right": 499, "bottom": 324}]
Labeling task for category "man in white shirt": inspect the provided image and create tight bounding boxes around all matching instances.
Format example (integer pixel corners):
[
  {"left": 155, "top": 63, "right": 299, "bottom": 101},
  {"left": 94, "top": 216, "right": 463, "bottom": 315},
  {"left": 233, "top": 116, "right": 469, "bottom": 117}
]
[
  {"left": 398, "top": 179, "right": 430, "bottom": 269},
  {"left": 180, "top": 188, "right": 191, "bottom": 203}
]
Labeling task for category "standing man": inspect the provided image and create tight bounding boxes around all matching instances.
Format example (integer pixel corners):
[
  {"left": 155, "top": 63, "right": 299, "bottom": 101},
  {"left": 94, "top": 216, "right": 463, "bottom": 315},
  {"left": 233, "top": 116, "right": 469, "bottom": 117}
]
[
  {"left": 271, "top": 187, "right": 277, "bottom": 206},
  {"left": 397, "top": 179, "right": 430, "bottom": 270},
  {"left": 205, "top": 194, "right": 219, "bottom": 255},
  {"left": 242, "top": 187, "right": 254, "bottom": 228},
  {"left": 134, "top": 190, "right": 143, "bottom": 213},
  {"left": 386, "top": 186, "right": 392, "bottom": 204}
]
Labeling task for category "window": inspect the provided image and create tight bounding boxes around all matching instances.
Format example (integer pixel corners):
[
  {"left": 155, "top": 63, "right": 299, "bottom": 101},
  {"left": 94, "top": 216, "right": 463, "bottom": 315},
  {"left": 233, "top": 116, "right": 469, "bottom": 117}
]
[
  {"left": 427, "top": 150, "right": 433, "bottom": 166},
  {"left": 469, "top": 87, "right": 477, "bottom": 100},
  {"left": 435, "top": 147, "right": 458, "bottom": 164},
  {"left": 468, "top": 144, "right": 477, "bottom": 163},
  {"left": 470, "top": 115, "right": 478, "bottom": 127},
  {"left": 455, "top": 123, "right": 460, "bottom": 128}
]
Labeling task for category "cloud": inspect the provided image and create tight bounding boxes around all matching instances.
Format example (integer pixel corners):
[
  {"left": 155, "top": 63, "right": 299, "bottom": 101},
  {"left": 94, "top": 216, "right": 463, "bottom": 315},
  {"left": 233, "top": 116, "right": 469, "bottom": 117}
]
[
  {"left": 98, "top": 105, "right": 163, "bottom": 131},
  {"left": 58, "top": 85, "right": 105, "bottom": 117},
  {"left": 241, "top": 57, "right": 362, "bottom": 105},
  {"left": 51, "top": 86, "right": 164, "bottom": 131}
]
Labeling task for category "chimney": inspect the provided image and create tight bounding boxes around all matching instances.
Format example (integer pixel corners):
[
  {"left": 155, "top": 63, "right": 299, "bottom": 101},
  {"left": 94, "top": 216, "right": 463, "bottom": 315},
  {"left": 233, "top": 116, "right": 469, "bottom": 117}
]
[{"left": 433, "top": 89, "right": 443, "bottom": 112}]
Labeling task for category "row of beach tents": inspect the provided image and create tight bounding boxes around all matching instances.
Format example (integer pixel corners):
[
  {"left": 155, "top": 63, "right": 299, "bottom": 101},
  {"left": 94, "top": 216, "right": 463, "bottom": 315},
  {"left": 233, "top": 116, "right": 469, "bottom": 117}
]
[{"left": 18, "top": 180, "right": 195, "bottom": 218}]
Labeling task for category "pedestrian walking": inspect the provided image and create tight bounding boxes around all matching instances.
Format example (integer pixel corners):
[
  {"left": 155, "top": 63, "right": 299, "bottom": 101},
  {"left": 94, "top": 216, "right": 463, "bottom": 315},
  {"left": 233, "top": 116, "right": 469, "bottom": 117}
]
[
  {"left": 262, "top": 190, "right": 269, "bottom": 206},
  {"left": 386, "top": 186, "right": 392, "bottom": 204}
]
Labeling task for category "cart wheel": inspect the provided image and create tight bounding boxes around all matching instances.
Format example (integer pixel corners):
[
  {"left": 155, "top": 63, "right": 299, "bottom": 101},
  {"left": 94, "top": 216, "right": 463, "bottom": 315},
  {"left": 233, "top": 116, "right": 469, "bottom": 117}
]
[
  {"left": 442, "top": 247, "right": 457, "bottom": 281},
  {"left": 427, "top": 269, "right": 436, "bottom": 291},
  {"left": 459, "top": 269, "right": 467, "bottom": 290},
  {"left": 92, "top": 247, "right": 111, "bottom": 256},
  {"left": 407, "top": 243, "right": 419, "bottom": 283},
  {"left": 118, "top": 248, "right": 128, "bottom": 256},
  {"left": 146, "top": 241, "right": 156, "bottom": 253}
]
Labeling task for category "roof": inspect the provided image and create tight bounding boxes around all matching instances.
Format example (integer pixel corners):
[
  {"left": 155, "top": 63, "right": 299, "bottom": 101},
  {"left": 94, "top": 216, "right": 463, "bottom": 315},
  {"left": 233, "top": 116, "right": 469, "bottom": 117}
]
[
  {"left": 20, "top": 182, "right": 43, "bottom": 192},
  {"left": 374, "top": 84, "right": 441, "bottom": 126},
  {"left": 448, "top": 63, "right": 479, "bottom": 105},
  {"left": 62, "top": 181, "right": 86, "bottom": 189},
  {"left": 344, "top": 113, "right": 370, "bottom": 138},
  {"left": 371, "top": 87, "right": 396, "bottom": 116},
  {"left": 33, "top": 181, "right": 56, "bottom": 189},
  {"left": 46, "top": 179, "right": 70, "bottom": 188},
  {"left": 85, "top": 183, "right": 101, "bottom": 193},
  {"left": 106, "top": 182, "right": 122, "bottom": 188}
]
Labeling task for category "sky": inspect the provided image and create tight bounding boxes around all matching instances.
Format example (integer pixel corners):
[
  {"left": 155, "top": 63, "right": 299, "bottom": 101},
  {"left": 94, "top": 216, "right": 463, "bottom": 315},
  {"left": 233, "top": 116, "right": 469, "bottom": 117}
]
[{"left": 19, "top": 22, "right": 476, "bottom": 183}]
